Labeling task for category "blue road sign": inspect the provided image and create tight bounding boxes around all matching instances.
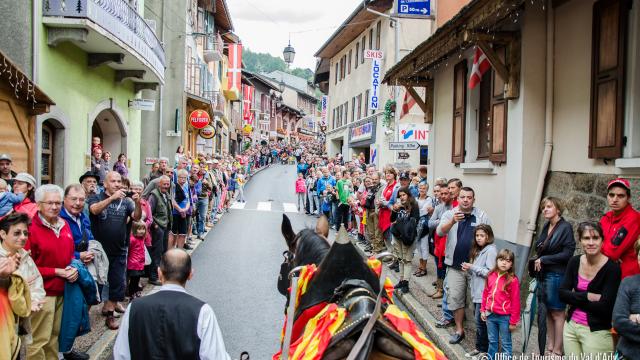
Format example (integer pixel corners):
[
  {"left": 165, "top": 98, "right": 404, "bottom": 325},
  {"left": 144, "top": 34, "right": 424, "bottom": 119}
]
[{"left": 398, "top": 0, "right": 431, "bottom": 16}]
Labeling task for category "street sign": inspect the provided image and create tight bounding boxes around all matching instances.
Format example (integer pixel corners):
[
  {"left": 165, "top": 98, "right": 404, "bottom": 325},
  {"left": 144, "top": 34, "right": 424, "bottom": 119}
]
[
  {"left": 390, "top": 141, "right": 420, "bottom": 150},
  {"left": 320, "top": 95, "right": 328, "bottom": 126},
  {"left": 364, "top": 50, "right": 384, "bottom": 60},
  {"left": 398, "top": 152, "right": 410, "bottom": 160},
  {"left": 398, "top": 0, "right": 431, "bottom": 16},
  {"left": 128, "top": 98, "right": 155, "bottom": 111}
]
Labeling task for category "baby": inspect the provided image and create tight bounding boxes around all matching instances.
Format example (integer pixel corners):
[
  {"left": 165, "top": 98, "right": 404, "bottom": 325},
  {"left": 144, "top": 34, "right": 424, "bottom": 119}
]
[{"left": 0, "top": 178, "right": 25, "bottom": 218}]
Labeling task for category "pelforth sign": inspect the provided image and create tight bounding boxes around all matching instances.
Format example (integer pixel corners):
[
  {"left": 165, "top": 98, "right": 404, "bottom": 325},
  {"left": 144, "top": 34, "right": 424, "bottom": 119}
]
[
  {"left": 370, "top": 59, "right": 381, "bottom": 110},
  {"left": 320, "top": 95, "right": 328, "bottom": 126}
]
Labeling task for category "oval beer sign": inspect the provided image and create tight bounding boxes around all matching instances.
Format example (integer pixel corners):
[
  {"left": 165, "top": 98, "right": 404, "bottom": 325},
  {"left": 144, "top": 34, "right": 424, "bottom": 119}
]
[
  {"left": 189, "top": 110, "right": 210, "bottom": 129},
  {"left": 199, "top": 125, "right": 216, "bottom": 139}
]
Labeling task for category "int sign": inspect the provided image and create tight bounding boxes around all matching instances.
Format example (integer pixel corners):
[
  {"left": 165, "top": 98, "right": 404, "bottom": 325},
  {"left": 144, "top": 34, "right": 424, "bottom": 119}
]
[
  {"left": 398, "top": 0, "right": 431, "bottom": 16},
  {"left": 370, "top": 59, "right": 381, "bottom": 110},
  {"left": 189, "top": 110, "right": 210, "bottom": 129},
  {"left": 364, "top": 50, "right": 384, "bottom": 60}
]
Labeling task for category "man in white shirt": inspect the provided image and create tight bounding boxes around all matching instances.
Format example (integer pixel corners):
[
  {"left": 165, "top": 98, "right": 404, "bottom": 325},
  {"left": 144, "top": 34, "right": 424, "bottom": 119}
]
[{"left": 113, "top": 249, "right": 230, "bottom": 360}]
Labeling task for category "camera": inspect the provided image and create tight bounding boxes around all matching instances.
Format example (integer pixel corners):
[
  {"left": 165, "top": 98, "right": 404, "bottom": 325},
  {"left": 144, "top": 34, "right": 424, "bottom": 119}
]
[{"left": 125, "top": 191, "right": 134, "bottom": 198}]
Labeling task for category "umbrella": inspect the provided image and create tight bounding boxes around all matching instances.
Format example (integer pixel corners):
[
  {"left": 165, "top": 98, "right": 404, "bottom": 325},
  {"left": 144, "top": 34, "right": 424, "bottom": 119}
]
[{"left": 521, "top": 278, "right": 538, "bottom": 354}]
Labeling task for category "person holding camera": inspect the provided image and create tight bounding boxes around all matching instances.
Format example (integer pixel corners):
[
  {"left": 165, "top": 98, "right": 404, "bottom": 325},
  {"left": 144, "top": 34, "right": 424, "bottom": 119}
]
[
  {"left": 531, "top": 197, "right": 575, "bottom": 357},
  {"left": 437, "top": 187, "right": 491, "bottom": 344},
  {"left": 390, "top": 186, "right": 420, "bottom": 294},
  {"left": 88, "top": 171, "right": 142, "bottom": 330}
]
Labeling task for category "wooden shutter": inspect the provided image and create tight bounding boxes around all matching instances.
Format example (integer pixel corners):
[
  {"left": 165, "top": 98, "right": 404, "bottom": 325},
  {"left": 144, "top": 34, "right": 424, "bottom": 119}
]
[
  {"left": 490, "top": 47, "right": 508, "bottom": 163},
  {"left": 589, "top": 0, "right": 629, "bottom": 159},
  {"left": 452, "top": 61, "right": 467, "bottom": 164}
]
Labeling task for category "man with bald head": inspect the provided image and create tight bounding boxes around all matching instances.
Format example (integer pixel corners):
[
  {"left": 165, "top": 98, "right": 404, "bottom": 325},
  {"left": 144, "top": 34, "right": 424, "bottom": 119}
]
[
  {"left": 114, "top": 249, "right": 230, "bottom": 360},
  {"left": 89, "top": 171, "right": 142, "bottom": 330}
]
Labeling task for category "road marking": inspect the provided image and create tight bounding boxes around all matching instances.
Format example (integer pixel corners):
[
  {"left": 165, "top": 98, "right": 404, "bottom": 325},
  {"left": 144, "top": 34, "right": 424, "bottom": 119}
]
[
  {"left": 283, "top": 203, "right": 299, "bottom": 213},
  {"left": 230, "top": 202, "right": 246, "bottom": 209},
  {"left": 256, "top": 202, "right": 271, "bottom": 211}
]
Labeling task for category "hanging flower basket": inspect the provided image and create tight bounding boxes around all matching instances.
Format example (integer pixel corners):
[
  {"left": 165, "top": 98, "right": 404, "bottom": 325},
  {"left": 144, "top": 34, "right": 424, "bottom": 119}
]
[{"left": 383, "top": 100, "right": 396, "bottom": 128}]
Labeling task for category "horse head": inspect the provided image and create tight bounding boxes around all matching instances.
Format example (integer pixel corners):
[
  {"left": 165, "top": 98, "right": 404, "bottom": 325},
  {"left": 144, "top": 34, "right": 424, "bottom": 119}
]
[{"left": 278, "top": 214, "right": 330, "bottom": 296}]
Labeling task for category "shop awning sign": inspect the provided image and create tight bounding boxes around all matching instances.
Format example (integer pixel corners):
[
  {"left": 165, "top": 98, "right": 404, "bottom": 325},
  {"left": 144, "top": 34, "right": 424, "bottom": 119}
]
[
  {"left": 189, "top": 110, "right": 210, "bottom": 129},
  {"left": 370, "top": 59, "right": 381, "bottom": 110}
]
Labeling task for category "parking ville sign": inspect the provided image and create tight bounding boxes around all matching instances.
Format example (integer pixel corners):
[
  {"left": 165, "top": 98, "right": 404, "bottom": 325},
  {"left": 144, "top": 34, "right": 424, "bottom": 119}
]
[{"left": 398, "top": 0, "right": 431, "bottom": 16}]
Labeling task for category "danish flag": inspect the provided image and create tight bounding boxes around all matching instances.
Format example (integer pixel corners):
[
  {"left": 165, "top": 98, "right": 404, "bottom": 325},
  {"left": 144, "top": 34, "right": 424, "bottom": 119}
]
[
  {"left": 469, "top": 47, "right": 491, "bottom": 89},
  {"left": 400, "top": 90, "right": 416, "bottom": 119},
  {"left": 227, "top": 44, "right": 242, "bottom": 93}
]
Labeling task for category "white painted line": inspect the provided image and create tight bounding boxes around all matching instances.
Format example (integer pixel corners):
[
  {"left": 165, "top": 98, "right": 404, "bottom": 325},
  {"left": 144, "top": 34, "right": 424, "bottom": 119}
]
[
  {"left": 230, "top": 202, "right": 246, "bottom": 209},
  {"left": 257, "top": 202, "right": 271, "bottom": 211},
  {"left": 283, "top": 203, "right": 299, "bottom": 213}
]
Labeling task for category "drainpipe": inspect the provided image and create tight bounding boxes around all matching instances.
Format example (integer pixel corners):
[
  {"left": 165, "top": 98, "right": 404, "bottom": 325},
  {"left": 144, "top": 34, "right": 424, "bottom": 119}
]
[
  {"left": 158, "top": 0, "right": 165, "bottom": 158},
  {"left": 32, "top": 0, "right": 38, "bottom": 82},
  {"left": 521, "top": 1, "right": 554, "bottom": 278}
]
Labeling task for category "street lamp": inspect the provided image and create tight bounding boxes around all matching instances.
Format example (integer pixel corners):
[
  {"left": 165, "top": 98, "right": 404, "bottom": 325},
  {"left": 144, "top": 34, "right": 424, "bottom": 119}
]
[
  {"left": 278, "top": 79, "right": 286, "bottom": 92},
  {"left": 283, "top": 41, "right": 295, "bottom": 66}
]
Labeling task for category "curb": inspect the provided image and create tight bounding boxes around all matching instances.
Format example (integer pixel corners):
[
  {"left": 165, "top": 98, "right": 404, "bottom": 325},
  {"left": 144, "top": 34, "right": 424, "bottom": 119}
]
[{"left": 88, "top": 163, "right": 272, "bottom": 359}]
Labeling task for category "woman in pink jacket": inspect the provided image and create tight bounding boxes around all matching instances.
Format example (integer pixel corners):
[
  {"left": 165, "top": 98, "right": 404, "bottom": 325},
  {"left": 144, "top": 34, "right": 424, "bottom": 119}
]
[
  {"left": 481, "top": 249, "right": 521, "bottom": 360},
  {"left": 295, "top": 172, "right": 306, "bottom": 212}
]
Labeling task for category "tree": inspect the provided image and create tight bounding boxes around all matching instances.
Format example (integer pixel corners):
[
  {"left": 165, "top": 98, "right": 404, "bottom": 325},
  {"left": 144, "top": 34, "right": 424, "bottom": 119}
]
[{"left": 243, "top": 48, "right": 314, "bottom": 82}]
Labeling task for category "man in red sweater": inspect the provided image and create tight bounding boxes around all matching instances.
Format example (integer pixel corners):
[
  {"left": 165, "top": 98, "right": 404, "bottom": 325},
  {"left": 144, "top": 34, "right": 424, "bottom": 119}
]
[
  {"left": 600, "top": 178, "right": 640, "bottom": 279},
  {"left": 25, "top": 184, "right": 76, "bottom": 360}
]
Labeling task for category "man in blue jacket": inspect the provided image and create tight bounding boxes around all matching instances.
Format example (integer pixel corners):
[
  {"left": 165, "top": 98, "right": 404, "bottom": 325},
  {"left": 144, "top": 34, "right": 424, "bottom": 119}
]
[{"left": 315, "top": 168, "right": 336, "bottom": 220}]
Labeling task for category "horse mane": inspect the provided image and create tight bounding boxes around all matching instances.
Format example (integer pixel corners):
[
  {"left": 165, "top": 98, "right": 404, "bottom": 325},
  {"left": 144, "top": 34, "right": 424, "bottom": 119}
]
[{"left": 294, "top": 229, "right": 330, "bottom": 267}]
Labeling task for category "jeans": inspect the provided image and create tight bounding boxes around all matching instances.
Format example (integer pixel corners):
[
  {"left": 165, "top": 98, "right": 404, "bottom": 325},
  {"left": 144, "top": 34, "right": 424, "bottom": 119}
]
[
  {"left": 297, "top": 193, "right": 306, "bottom": 210},
  {"left": 475, "top": 303, "right": 489, "bottom": 352},
  {"left": 236, "top": 186, "right": 245, "bottom": 202},
  {"left": 336, "top": 203, "right": 350, "bottom": 231},
  {"left": 196, "top": 197, "right": 208, "bottom": 235},
  {"left": 307, "top": 191, "right": 319, "bottom": 213},
  {"left": 487, "top": 313, "right": 512, "bottom": 359},
  {"left": 331, "top": 202, "right": 338, "bottom": 226}
]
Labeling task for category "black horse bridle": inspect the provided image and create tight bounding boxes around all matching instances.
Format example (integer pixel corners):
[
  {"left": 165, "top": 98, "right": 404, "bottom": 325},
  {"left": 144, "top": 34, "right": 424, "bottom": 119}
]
[{"left": 277, "top": 250, "right": 295, "bottom": 296}]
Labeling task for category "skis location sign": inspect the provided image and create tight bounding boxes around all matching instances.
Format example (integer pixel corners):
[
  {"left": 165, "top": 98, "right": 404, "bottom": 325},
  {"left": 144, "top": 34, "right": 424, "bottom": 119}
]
[
  {"left": 370, "top": 59, "right": 381, "bottom": 110},
  {"left": 398, "top": 0, "right": 431, "bottom": 16},
  {"left": 364, "top": 50, "right": 384, "bottom": 60}
]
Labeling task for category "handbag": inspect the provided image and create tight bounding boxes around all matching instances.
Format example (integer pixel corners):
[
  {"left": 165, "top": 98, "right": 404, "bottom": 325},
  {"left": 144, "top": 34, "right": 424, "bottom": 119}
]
[
  {"left": 391, "top": 212, "right": 418, "bottom": 246},
  {"left": 144, "top": 246, "right": 152, "bottom": 266}
]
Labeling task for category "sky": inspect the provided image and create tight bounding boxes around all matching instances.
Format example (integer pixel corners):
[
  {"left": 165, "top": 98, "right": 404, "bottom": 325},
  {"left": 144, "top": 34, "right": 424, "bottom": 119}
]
[{"left": 227, "top": 0, "right": 365, "bottom": 70}]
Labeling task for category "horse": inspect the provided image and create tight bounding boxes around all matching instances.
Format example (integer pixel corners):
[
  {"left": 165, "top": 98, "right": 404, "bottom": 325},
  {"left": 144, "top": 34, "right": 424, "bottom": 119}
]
[{"left": 276, "top": 214, "right": 445, "bottom": 360}]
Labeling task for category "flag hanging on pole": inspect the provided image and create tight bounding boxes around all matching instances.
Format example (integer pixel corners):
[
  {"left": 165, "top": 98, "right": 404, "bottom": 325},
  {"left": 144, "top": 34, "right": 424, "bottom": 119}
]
[
  {"left": 227, "top": 44, "right": 242, "bottom": 93},
  {"left": 469, "top": 47, "right": 491, "bottom": 89},
  {"left": 242, "top": 85, "right": 254, "bottom": 124},
  {"left": 400, "top": 90, "right": 417, "bottom": 119}
]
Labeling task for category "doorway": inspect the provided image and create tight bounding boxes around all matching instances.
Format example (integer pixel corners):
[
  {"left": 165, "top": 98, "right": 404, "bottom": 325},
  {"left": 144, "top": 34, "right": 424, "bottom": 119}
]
[{"left": 91, "top": 109, "right": 126, "bottom": 162}]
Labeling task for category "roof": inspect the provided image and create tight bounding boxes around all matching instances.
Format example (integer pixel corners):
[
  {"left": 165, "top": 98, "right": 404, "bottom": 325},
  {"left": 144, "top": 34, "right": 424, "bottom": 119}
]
[
  {"left": 383, "top": 0, "right": 523, "bottom": 85},
  {"left": 0, "top": 49, "right": 54, "bottom": 112},
  {"left": 263, "top": 71, "right": 319, "bottom": 102},
  {"left": 214, "top": 0, "right": 234, "bottom": 31},
  {"left": 242, "top": 69, "right": 280, "bottom": 92},
  {"left": 314, "top": 0, "right": 393, "bottom": 59}
]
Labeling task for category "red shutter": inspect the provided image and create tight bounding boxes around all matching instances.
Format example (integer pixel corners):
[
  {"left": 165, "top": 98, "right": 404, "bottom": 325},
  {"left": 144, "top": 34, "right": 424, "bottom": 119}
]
[
  {"left": 452, "top": 61, "right": 467, "bottom": 164},
  {"left": 589, "top": 0, "right": 629, "bottom": 159},
  {"left": 490, "top": 47, "right": 508, "bottom": 163}
]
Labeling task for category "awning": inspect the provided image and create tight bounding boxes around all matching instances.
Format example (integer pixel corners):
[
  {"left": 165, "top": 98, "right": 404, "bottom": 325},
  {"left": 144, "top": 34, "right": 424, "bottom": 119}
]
[
  {"left": 186, "top": 92, "right": 213, "bottom": 115},
  {"left": 383, "top": 0, "right": 524, "bottom": 86},
  {"left": 0, "top": 50, "right": 55, "bottom": 115}
]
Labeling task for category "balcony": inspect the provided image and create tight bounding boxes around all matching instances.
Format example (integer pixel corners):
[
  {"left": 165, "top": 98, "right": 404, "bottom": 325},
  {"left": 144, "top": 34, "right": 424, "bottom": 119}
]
[
  {"left": 42, "top": 0, "right": 165, "bottom": 87},
  {"left": 203, "top": 90, "right": 225, "bottom": 116},
  {"left": 203, "top": 33, "right": 224, "bottom": 63}
]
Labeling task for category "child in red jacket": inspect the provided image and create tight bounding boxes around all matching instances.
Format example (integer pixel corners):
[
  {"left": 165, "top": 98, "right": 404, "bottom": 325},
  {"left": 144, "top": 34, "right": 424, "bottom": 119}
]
[
  {"left": 127, "top": 221, "right": 147, "bottom": 298},
  {"left": 481, "top": 249, "right": 520, "bottom": 359},
  {"left": 295, "top": 173, "right": 306, "bottom": 212}
]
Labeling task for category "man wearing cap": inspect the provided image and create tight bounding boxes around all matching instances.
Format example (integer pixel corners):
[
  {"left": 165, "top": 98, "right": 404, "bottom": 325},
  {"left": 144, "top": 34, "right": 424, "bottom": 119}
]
[
  {"left": 0, "top": 154, "right": 17, "bottom": 189},
  {"left": 600, "top": 178, "right": 640, "bottom": 278},
  {"left": 79, "top": 171, "right": 100, "bottom": 217}
]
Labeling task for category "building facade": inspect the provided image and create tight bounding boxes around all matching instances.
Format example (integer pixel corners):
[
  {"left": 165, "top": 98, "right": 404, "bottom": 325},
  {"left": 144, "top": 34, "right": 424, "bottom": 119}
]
[
  {"left": 314, "top": 0, "right": 432, "bottom": 166},
  {"left": 384, "top": 0, "right": 640, "bottom": 277}
]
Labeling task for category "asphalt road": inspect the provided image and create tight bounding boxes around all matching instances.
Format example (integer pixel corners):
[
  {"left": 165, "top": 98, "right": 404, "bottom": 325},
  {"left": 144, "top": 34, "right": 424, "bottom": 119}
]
[{"left": 187, "top": 164, "right": 319, "bottom": 359}]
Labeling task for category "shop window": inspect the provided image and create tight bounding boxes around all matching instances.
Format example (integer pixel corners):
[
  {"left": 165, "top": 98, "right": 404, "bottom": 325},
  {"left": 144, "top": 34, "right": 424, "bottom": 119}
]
[{"left": 420, "top": 146, "right": 428, "bottom": 165}]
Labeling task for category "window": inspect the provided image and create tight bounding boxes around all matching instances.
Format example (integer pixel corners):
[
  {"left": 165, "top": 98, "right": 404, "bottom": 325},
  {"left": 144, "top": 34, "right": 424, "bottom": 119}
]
[
  {"left": 361, "top": 36, "right": 366, "bottom": 64},
  {"left": 41, "top": 124, "right": 54, "bottom": 184},
  {"left": 489, "top": 48, "right": 508, "bottom": 163},
  {"left": 452, "top": 61, "right": 467, "bottom": 164},
  {"left": 332, "top": 108, "right": 336, "bottom": 129},
  {"left": 357, "top": 94, "right": 362, "bottom": 120},
  {"left": 344, "top": 102, "right": 349, "bottom": 125},
  {"left": 351, "top": 97, "right": 356, "bottom": 122},
  {"left": 364, "top": 90, "right": 369, "bottom": 115},
  {"left": 376, "top": 21, "right": 381, "bottom": 49},
  {"left": 477, "top": 70, "right": 492, "bottom": 159},
  {"left": 355, "top": 43, "right": 360, "bottom": 69},
  {"left": 339, "top": 104, "right": 343, "bottom": 127},
  {"left": 589, "top": 0, "right": 629, "bottom": 159},
  {"left": 369, "top": 29, "right": 373, "bottom": 50},
  {"left": 343, "top": 55, "right": 347, "bottom": 79},
  {"left": 348, "top": 50, "right": 352, "bottom": 75},
  {"left": 335, "top": 63, "right": 338, "bottom": 84}
]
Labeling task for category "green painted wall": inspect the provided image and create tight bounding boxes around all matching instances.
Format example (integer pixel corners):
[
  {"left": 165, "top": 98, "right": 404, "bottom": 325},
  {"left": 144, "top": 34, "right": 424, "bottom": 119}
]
[{"left": 37, "top": 17, "right": 142, "bottom": 182}]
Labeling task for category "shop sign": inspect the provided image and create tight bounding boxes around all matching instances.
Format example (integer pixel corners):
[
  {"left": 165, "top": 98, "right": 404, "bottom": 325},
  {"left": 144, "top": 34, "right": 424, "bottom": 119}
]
[
  {"left": 199, "top": 125, "right": 216, "bottom": 139},
  {"left": 364, "top": 50, "right": 384, "bottom": 60},
  {"left": 298, "top": 128, "right": 315, "bottom": 136},
  {"left": 145, "top": 157, "right": 159, "bottom": 165},
  {"left": 350, "top": 121, "right": 374, "bottom": 143},
  {"left": 370, "top": 59, "right": 381, "bottom": 110},
  {"left": 320, "top": 95, "right": 329, "bottom": 126},
  {"left": 243, "top": 124, "right": 253, "bottom": 135},
  {"left": 399, "top": 123, "right": 431, "bottom": 145},
  {"left": 398, "top": 152, "right": 410, "bottom": 160},
  {"left": 189, "top": 110, "right": 210, "bottom": 129}
]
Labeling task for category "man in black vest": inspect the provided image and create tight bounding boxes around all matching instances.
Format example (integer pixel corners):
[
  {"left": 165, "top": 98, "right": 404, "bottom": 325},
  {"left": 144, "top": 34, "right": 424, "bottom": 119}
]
[{"left": 113, "top": 249, "right": 230, "bottom": 360}]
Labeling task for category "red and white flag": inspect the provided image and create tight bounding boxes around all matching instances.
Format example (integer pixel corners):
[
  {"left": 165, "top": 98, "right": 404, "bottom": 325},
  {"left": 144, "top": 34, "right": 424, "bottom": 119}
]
[
  {"left": 227, "top": 44, "right": 242, "bottom": 93},
  {"left": 242, "top": 84, "right": 254, "bottom": 124},
  {"left": 400, "top": 90, "right": 416, "bottom": 119},
  {"left": 469, "top": 47, "right": 491, "bottom": 89}
]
